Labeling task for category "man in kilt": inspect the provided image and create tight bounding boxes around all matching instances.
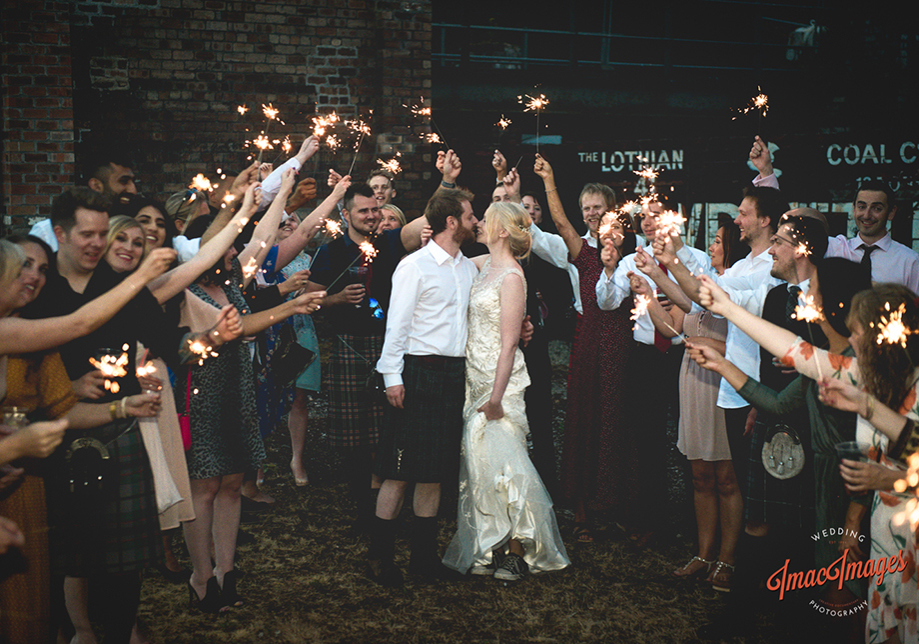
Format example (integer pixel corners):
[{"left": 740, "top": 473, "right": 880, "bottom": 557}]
[
  {"left": 307, "top": 183, "right": 426, "bottom": 529},
  {"left": 371, "top": 183, "right": 481, "bottom": 585}
]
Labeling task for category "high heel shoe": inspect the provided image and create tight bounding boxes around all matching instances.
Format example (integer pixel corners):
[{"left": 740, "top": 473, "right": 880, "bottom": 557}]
[
  {"left": 220, "top": 570, "right": 244, "bottom": 608},
  {"left": 187, "top": 576, "right": 224, "bottom": 614}
]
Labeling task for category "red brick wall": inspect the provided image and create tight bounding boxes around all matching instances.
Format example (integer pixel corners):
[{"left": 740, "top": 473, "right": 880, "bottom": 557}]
[
  {"left": 1, "top": 1, "right": 76, "bottom": 227},
  {"left": 2, "top": 0, "right": 434, "bottom": 229}
]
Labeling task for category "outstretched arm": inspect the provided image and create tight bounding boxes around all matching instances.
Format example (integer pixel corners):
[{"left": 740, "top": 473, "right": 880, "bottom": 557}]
[
  {"left": 0, "top": 248, "right": 175, "bottom": 354},
  {"left": 238, "top": 171, "right": 295, "bottom": 289},
  {"left": 533, "top": 154, "right": 583, "bottom": 260},
  {"left": 241, "top": 290, "right": 325, "bottom": 336},
  {"left": 478, "top": 272, "right": 526, "bottom": 421},
  {"left": 275, "top": 176, "right": 351, "bottom": 269}
]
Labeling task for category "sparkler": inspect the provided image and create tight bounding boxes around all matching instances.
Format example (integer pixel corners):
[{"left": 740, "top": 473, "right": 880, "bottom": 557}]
[
  {"left": 376, "top": 156, "right": 402, "bottom": 175},
  {"left": 241, "top": 256, "right": 260, "bottom": 281},
  {"left": 324, "top": 219, "right": 343, "bottom": 238},
  {"left": 237, "top": 105, "right": 248, "bottom": 115},
  {"left": 518, "top": 92, "right": 549, "bottom": 153},
  {"left": 346, "top": 117, "right": 372, "bottom": 176},
  {"left": 325, "top": 239, "right": 379, "bottom": 291},
  {"left": 326, "top": 135, "right": 342, "bottom": 151},
  {"left": 873, "top": 302, "right": 912, "bottom": 349},
  {"left": 188, "top": 174, "right": 214, "bottom": 192},
  {"left": 255, "top": 103, "right": 283, "bottom": 165},
  {"left": 630, "top": 293, "right": 688, "bottom": 342},
  {"left": 792, "top": 294, "right": 825, "bottom": 380},
  {"left": 733, "top": 86, "right": 769, "bottom": 133},
  {"left": 88, "top": 344, "right": 130, "bottom": 394},
  {"left": 405, "top": 97, "right": 449, "bottom": 149},
  {"left": 186, "top": 336, "right": 218, "bottom": 366},
  {"left": 496, "top": 115, "right": 512, "bottom": 130},
  {"left": 656, "top": 210, "right": 686, "bottom": 239}
]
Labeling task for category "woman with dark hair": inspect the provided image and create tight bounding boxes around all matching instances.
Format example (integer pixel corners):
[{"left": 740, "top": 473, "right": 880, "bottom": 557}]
[
  {"left": 110, "top": 194, "right": 178, "bottom": 251},
  {"left": 696, "top": 277, "right": 919, "bottom": 643},
  {"left": 633, "top": 220, "right": 749, "bottom": 589}
]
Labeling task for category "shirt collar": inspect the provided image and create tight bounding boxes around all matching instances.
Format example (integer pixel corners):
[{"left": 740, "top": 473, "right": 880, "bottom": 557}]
[
  {"left": 428, "top": 240, "right": 460, "bottom": 266},
  {"left": 852, "top": 232, "right": 892, "bottom": 251}
]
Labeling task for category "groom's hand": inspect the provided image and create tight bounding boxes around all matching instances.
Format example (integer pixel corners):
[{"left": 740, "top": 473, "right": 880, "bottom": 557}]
[
  {"left": 385, "top": 385, "right": 405, "bottom": 409},
  {"left": 519, "top": 315, "right": 534, "bottom": 347}
]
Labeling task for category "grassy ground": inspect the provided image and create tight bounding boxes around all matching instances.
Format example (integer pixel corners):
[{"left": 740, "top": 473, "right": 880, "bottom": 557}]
[{"left": 134, "top": 340, "right": 833, "bottom": 643}]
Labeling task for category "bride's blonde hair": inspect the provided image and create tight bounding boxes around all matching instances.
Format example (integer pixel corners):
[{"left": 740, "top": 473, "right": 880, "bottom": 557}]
[{"left": 483, "top": 202, "right": 531, "bottom": 260}]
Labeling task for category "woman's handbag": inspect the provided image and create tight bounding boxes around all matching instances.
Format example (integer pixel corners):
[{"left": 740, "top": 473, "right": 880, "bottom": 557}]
[
  {"left": 761, "top": 422, "right": 805, "bottom": 480},
  {"left": 271, "top": 323, "right": 316, "bottom": 388},
  {"left": 178, "top": 370, "right": 191, "bottom": 451}
]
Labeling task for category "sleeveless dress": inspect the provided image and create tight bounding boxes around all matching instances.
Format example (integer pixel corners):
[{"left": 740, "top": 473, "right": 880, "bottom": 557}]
[
  {"left": 561, "top": 244, "right": 635, "bottom": 511},
  {"left": 443, "top": 260, "right": 570, "bottom": 574}
]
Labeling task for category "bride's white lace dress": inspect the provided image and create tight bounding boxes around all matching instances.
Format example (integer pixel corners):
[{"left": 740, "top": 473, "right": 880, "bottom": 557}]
[{"left": 443, "top": 260, "right": 570, "bottom": 574}]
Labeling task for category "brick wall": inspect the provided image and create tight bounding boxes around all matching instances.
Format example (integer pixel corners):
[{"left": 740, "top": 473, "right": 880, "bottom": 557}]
[
  {"left": 1, "top": 1, "right": 76, "bottom": 228},
  {"left": 2, "top": 0, "right": 434, "bottom": 229}
]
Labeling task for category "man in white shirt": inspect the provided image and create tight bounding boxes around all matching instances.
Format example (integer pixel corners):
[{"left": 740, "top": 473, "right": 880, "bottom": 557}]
[
  {"left": 370, "top": 188, "right": 479, "bottom": 586},
  {"left": 649, "top": 185, "right": 789, "bottom": 495},
  {"left": 595, "top": 199, "right": 710, "bottom": 539},
  {"left": 30, "top": 149, "right": 138, "bottom": 251},
  {"left": 826, "top": 181, "right": 919, "bottom": 293}
]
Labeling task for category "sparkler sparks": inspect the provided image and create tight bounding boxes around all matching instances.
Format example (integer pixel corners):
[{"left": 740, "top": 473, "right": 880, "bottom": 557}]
[
  {"left": 733, "top": 86, "right": 770, "bottom": 124},
  {"left": 518, "top": 93, "right": 549, "bottom": 113},
  {"left": 376, "top": 157, "right": 402, "bottom": 175},
  {"left": 187, "top": 337, "right": 218, "bottom": 366},
  {"left": 241, "top": 256, "right": 260, "bottom": 281},
  {"left": 656, "top": 210, "right": 686, "bottom": 239},
  {"left": 496, "top": 115, "right": 512, "bottom": 130},
  {"left": 630, "top": 293, "right": 651, "bottom": 322},
  {"left": 237, "top": 105, "right": 248, "bottom": 115},
  {"left": 873, "top": 302, "right": 913, "bottom": 348},
  {"left": 324, "top": 219, "right": 343, "bottom": 237},
  {"left": 311, "top": 111, "right": 340, "bottom": 138},
  {"left": 326, "top": 135, "right": 341, "bottom": 150},
  {"left": 188, "top": 174, "right": 214, "bottom": 192},
  {"left": 793, "top": 295, "right": 824, "bottom": 324},
  {"left": 422, "top": 132, "right": 442, "bottom": 144},
  {"left": 358, "top": 240, "right": 379, "bottom": 262},
  {"left": 633, "top": 167, "right": 660, "bottom": 182},
  {"left": 88, "top": 344, "right": 130, "bottom": 394},
  {"left": 262, "top": 103, "right": 280, "bottom": 121}
]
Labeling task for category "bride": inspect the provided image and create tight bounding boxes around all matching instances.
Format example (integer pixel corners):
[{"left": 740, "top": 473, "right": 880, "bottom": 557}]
[{"left": 443, "top": 201, "right": 570, "bottom": 581}]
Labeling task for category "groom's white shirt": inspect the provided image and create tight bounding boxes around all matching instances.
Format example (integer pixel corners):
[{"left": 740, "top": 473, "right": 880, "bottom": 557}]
[{"left": 376, "top": 239, "right": 478, "bottom": 389}]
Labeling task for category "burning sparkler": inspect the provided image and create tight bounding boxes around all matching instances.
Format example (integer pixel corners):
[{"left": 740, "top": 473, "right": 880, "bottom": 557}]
[
  {"left": 187, "top": 336, "right": 219, "bottom": 366},
  {"left": 241, "top": 256, "right": 260, "bottom": 281},
  {"left": 733, "top": 86, "right": 769, "bottom": 133},
  {"left": 237, "top": 105, "right": 248, "bottom": 115},
  {"left": 629, "top": 292, "right": 687, "bottom": 342},
  {"left": 405, "top": 97, "right": 449, "bottom": 149},
  {"left": 89, "top": 345, "right": 130, "bottom": 394},
  {"left": 874, "top": 302, "right": 912, "bottom": 349},
  {"left": 656, "top": 210, "right": 686, "bottom": 239},
  {"left": 346, "top": 116, "right": 372, "bottom": 176},
  {"left": 326, "top": 135, "right": 342, "bottom": 151},
  {"left": 324, "top": 219, "right": 343, "bottom": 238},
  {"left": 496, "top": 115, "right": 512, "bottom": 130},
  {"left": 325, "top": 239, "right": 379, "bottom": 291},
  {"left": 518, "top": 92, "right": 549, "bottom": 153},
  {"left": 376, "top": 156, "right": 403, "bottom": 175},
  {"left": 792, "top": 294, "right": 826, "bottom": 380},
  {"left": 188, "top": 174, "right": 214, "bottom": 192}
]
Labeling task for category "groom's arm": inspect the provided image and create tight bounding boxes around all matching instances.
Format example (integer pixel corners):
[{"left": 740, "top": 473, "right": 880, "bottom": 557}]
[{"left": 376, "top": 260, "right": 423, "bottom": 408}]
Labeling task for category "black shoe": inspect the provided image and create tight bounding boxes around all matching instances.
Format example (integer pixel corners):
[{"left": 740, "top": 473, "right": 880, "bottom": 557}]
[
  {"left": 188, "top": 576, "right": 224, "bottom": 614},
  {"left": 494, "top": 553, "right": 528, "bottom": 581},
  {"left": 236, "top": 528, "right": 256, "bottom": 545},
  {"left": 368, "top": 559, "right": 403, "bottom": 587},
  {"left": 220, "top": 570, "right": 244, "bottom": 608},
  {"left": 241, "top": 496, "right": 272, "bottom": 514},
  {"left": 157, "top": 562, "right": 191, "bottom": 584}
]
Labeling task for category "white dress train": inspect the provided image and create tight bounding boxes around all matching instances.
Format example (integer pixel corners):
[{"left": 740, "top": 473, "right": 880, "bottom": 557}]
[{"left": 442, "top": 261, "right": 570, "bottom": 574}]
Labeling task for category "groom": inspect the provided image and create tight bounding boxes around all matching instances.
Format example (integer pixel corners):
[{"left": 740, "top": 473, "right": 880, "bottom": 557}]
[{"left": 371, "top": 187, "right": 480, "bottom": 585}]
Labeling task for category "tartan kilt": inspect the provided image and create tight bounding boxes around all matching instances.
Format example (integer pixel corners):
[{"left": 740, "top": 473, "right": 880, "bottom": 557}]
[
  {"left": 375, "top": 355, "right": 465, "bottom": 484},
  {"left": 47, "top": 422, "right": 162, "bottom": 576},
  {"left": 744, "top": 413, "right": 815, "bottom": 532},
  {"left": 328, "top": 334, "right": 384, "bottom": 449}
]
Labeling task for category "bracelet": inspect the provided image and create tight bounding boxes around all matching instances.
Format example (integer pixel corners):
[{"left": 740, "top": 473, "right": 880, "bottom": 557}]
[
  {"left": 119, "top": 397, "right": 128, "bottom": 419},
  {"left": 864, "top": 394, "right": 875, "bottom": 422},
  {"left": 440, "top": 180, "right": 456, "bottom": 189},
  {"left": 545, "top": 187, "right": 557, "bottom": 194},
  {"left": 109, "top": 401, "right": 118, "bottom": 421}
]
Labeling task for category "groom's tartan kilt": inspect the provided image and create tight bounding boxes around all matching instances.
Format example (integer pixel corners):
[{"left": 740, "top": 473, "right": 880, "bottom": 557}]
[
  {"left": 327, "top": 334, "right": 384, "bottom": 449},
  {"left": 375, "top": 354, "right": 465, "bottom": 484}
]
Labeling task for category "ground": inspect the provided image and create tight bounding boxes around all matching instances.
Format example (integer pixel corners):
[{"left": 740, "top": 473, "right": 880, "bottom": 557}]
[{"left": 135, "top": 339, "right": 847, "bottom": 643}]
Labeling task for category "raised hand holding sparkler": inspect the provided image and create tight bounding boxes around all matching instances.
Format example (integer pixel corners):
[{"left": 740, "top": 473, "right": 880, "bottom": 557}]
[
  {"left": 697, "top": 275, "right": 733, "bottom": 317},
  {"left": 492, "top": 149, "right": 508, "bottom": 180},
  {"left": 749, "top": 135, "right": 774, "bottom": 179},
  {"left": 437, "top": 150, "right": 462, "bottom": 186}
]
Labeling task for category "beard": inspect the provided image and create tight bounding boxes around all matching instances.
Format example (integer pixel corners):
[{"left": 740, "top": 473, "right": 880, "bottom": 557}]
[{"left": 453, "top": 224, "right": 475, "bottom": 246}]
